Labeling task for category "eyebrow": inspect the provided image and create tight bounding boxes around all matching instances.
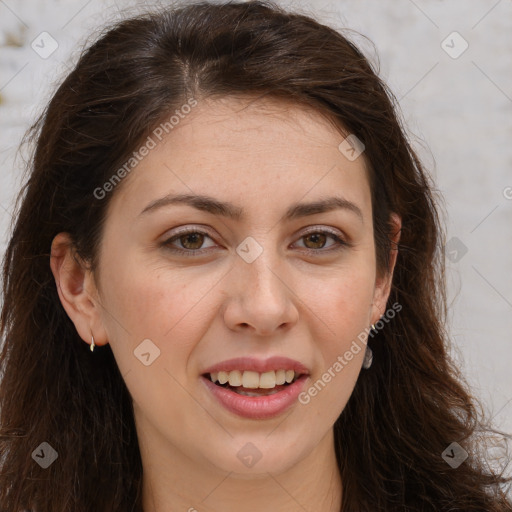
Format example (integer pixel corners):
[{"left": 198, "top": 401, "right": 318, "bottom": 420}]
[{"left": 139, "top": 193, "right": 363, "bottom": 223}]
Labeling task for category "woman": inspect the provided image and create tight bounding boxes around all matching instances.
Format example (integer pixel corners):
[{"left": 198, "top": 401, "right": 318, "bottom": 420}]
[{"left": 0, "top": 1, "right": 510, "bottom": 511}]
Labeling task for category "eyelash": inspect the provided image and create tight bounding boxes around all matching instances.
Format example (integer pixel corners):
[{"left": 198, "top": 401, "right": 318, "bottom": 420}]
[{"left": 161, "top": 227, "right": 350, "bottom": 257}]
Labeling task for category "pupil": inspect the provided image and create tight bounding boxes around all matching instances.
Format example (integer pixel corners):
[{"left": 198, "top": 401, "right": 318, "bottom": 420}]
[
  {"left": 181, "top": 233, "right": 203, "bottom": 250},
  {"left": 305, "top": 233, "right": 326, "bottom": 249}
]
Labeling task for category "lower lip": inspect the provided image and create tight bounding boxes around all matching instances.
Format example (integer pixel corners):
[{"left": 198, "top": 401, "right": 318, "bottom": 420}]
[{"left": 201, "top": 374, "right": 309, "bottom": 420}]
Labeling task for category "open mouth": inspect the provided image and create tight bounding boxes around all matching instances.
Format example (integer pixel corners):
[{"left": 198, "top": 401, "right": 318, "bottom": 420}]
[{"left": 202, "top": 370, "right": 304, "bottom": 397}]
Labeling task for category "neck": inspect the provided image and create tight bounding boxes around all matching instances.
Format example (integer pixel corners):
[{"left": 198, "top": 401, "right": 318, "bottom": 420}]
[{"left": 138, "top": 419, "right": 342, "bottom": 512}]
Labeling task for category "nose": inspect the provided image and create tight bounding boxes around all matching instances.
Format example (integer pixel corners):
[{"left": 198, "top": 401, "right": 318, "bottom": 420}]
[{"left": 222, "top": 245, "right": 299, "bottom": 336}]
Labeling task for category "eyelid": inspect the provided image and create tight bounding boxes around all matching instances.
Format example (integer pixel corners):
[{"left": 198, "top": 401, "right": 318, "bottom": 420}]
[
  {"left": 163, "top": 224, "right": 215, "bottom": 238},
  {"left": 299, "top": 225, "right": 344, "bottom": 238}
]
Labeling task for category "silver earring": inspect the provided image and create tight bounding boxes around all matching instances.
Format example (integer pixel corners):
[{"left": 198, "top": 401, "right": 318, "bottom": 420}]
[
  {"left": 90, "top": 334, "right": 95, "bottom": 352},
  {"left": 363, "top": 324, "right": 376, "bottom": 369},
  {"left": 362, "top": 345, "right": 373, "bottom": 369}
]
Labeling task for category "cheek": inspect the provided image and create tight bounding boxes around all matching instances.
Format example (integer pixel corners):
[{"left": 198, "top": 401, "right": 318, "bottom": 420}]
[
  {"left": 294, "top": 261, "right": 374, "bottom": 405},
  {"left": 100, "top": 254, "right": 228, "bottom": 377},
  {"left": 296, "top": 271, "right": 372, "bottom": 424},
  {"left": 104, "top": 253, "right": 215, "bottom": 334},
  {"left": 299, "top": 262, "right": 375, "bottom": 340},
  {"left": 99, "top": 259, "right": 217, "bottom": 418}
]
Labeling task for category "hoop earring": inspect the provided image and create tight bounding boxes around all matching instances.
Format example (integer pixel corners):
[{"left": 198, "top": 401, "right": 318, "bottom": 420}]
[
  {"left": 362, "top": 324, "right": 376, "bottom": 369},
  {"left": 90, "top": 335, "right": 95, "bottom": 352}
]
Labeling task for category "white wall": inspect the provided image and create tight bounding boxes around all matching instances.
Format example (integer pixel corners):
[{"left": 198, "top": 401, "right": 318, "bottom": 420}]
[{"left": 1, "top": 0, "right": 511, "bottom": 437}]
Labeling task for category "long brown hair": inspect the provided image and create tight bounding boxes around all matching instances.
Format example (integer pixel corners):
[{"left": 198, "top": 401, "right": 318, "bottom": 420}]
[{"left": 1, "top": 1, "right": 510, "bottom": 511}]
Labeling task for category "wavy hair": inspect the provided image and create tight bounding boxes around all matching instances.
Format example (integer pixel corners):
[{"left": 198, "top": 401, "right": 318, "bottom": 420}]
[{"left": 1, "top": 1, "right": 511, "bottom": 511}]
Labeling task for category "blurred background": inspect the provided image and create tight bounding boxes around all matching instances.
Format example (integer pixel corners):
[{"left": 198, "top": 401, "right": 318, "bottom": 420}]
[{"left": 0, "top": 0, "right": 511, "bottom": 441}]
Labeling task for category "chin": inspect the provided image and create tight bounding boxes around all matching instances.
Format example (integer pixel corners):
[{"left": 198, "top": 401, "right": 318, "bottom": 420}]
[{"left": 202, "top": 437, "right": 307, "bottom": 477}]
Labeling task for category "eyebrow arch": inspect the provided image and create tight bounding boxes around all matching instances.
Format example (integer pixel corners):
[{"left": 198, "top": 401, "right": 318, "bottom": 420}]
[{"left": 139, "top": 193, "right": 363, "bottom": 223}]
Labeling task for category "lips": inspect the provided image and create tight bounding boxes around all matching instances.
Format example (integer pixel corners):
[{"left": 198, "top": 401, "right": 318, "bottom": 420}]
[
  {"left": 201, "top": 356, "right": 311, "bottom": 376},
  {"left": 199, "top": 356, "right": 311, "bottom": 419}
]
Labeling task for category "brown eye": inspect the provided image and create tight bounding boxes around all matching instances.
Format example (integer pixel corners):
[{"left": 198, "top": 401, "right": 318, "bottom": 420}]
[
  {"left": 179, "top": 232, "right": 205, "bottom": 250},
  {"left": 162, "top": 229, "right": 217, "bottom": 256},
  {"left": 302, "top": 232, "right": 328, "bottom": 249},
  {"left": 294, "top": 229, "right": 349, "bottom": 255}
]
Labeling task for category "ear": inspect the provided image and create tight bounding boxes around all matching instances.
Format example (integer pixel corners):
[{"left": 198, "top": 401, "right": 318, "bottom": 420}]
[
  {"left": 370, "top": 212, "right": 401, "bottom": 325},
  {"left": 50, "top": 232, "right": 109, "bottom": 348}
]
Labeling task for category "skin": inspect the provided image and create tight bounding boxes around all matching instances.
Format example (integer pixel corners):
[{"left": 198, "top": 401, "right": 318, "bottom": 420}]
[{"left": 50, "top": 95, "right": 400, "bottom": 512}]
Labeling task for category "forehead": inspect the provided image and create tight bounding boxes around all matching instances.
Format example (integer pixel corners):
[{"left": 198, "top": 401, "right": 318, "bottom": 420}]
[{"left": 107, "top": 95, "right": 371, "bottom": 221}]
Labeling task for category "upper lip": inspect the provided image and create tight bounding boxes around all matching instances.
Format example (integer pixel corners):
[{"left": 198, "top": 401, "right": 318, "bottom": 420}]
[{"left": 201, "top": 356, "right": 310, "bottom": 376}]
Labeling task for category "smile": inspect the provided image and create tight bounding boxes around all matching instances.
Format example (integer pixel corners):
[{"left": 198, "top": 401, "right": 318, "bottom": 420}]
[
  {"left": 200, "top": 356, "right": 311, "bottom": 419},
  {"left": 207, "top": 369, "right": 301, "bottom": 389}
]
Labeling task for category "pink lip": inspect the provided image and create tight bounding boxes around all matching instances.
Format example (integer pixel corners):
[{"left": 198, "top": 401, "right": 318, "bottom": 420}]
[
  {"left": 201, "top": 356, "right": 310, "bottom": 376},
  {"left": 201, "top": 374, "right": 309, "bottom": 419}
]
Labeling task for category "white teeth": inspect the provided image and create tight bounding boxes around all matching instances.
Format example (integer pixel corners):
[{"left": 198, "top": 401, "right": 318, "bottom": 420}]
[
  {"left": 208, "top": 369, "right": 300, "bottom": 389},
  {"left": 242, "top": 370, "right": 260, "bottom": 389},
  {"left": 259, "top": 371, "right": 277, "bottom": 389},
  {"left": 218, "top": 371, "right": 229, "bottom": 384},
  {"left": 228, "top": 370, "right": 242, "bottom": 387},
  {"left": 275, "top": 369, "right": 286, "bottom": 385}
]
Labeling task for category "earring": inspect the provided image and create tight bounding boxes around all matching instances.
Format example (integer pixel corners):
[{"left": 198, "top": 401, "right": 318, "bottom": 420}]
[
  {"left": 90, "top": 335, "right": 95, "bottom": 352},
  {"left": 362, "top": 345, "right": 373, "bottom": 369},
  {"left": 362, "top": 324, "right": 376, "bottom": 369},
  {"left": 363, "top": 345, "right": 373, "bottom": 370}
]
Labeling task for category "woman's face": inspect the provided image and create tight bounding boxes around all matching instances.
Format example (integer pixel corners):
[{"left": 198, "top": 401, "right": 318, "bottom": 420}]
[{"left": 55, "top": 95, "right": 399, "bottom": 478}]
